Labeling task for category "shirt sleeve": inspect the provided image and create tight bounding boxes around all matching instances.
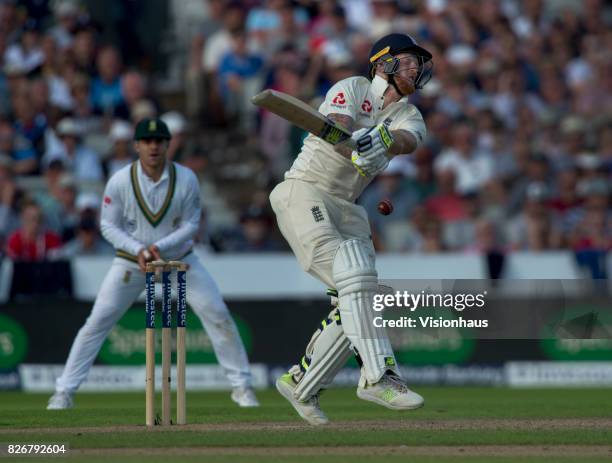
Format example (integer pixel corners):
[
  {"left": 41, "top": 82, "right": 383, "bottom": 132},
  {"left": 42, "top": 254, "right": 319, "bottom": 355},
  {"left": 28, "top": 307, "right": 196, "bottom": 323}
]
[
  {"left": 99, "top": 176, "right": 145, "bottom": 256},
  {"left": 393, "top": 105, "right": 427, "bottom": 149},
  {"left": 319, "top": 78, "right": 359, "bottom": 120},
  {"left": 153, "top": 171, "right": 201, "bottom": 253}
]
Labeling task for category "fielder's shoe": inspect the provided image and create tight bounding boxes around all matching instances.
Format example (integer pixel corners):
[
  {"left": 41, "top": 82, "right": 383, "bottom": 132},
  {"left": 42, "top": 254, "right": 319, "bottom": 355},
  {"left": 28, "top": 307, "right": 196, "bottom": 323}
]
[
  {"left": 276, "top": 373, "right": 328, "bottom": 426},
  {"left": 231, "top": 387, "right": 260, "bottom": 407},
  {"left": 46, "top": 391, "right": 74, "bottom": 410},
  {"left": 357, "top": 371, "right": 424, "bottom": 410}
]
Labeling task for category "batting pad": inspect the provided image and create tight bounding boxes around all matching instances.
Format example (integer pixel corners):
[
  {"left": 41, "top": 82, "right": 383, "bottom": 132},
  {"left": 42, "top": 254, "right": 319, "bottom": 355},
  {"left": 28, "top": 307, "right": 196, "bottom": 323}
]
[
  {"left": 332, "top": 239, "right": 398, "bottom": 383},
  {"left": 293, "top": 306, "right": 353, "bottom": 402}
]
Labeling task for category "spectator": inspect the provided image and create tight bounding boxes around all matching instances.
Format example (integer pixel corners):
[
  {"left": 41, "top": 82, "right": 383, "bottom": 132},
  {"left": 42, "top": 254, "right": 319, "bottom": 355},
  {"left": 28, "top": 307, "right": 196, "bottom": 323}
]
[
  {"left": 403, "top": 146, "right": 437, "bottom": 203},
  {"left": 246, "top": 0, "right": 308, "bottom": 53},
  {"left": 104, "top": 120, "right": 134, "bottom": 178},
  {"left": 12, "top": 85, "right": 47, "bottom": 156},
  {"left": 223, "top": 206, "right": 283, "bottom": 252},
  {"left": 0, "top": 1, "right": 21, "bottom": 45},
  {"left": 42, "top": 118, "right": 103, "bottom": 182},
  {"left": 72, "top": 23, "right": 98, "bottom": 76},
  {"left": 359, "top": 158, "right": 419, "bottom": 247},
  {"left": 426, "top": 169, "right": 467, "bottom": 224},
  {"left": 0, "top": 118, "right": 38, "bottom": 175},
  {"left": 90, "top": 46, "right": 124, "bottom": 115},
  {"left": 29, "top": 77, "right": 56, "bottom": 126},
  {"left": 182, "top": 146, "right": 209, "bottom": 178},
  {"left": 6, "top": 201, "right": 62, "bottom": 261},
  {"left": 264, "top": 1, "right": 309, "bottom": 56},
  {"left": 434, "top": 119, "right": 495, "bottom": 195},
  {"left": 549, "top": 167, "right": 580, "bottom": 214},
  {"left": 565, "top": 178, "right": 611, "bottom": 248},
  {"left": 39, "top": 35, "right": 74, "bottom": 112},
  {"left": 443, "top": 191, "right": 481, "bottom": 251},
  {"left": 199, "top": 2, "right": 246, "bottom": 126},
  {"left": 51, "top": 212, "right": 113, "bottom": 258},
  {"left": 422, "top": 216, "right": 445, "bottom": 253},
  {"left": 48, "top": 0, "right": 82, "bottom": 50},
  {"left": 259, "top": 60, "right": 306, "bottom": 180},
  {"left": 568, "top": 178, "right": 611, "bottom": 279},
  {"left": 202, "top": 2, "right": 245, "bottom": 75},
  {"left": 67, "top": 73, "right": 104, "bottom": 135},
  {"left": 39, "top": 171, "right": 81, "bottom": 241},
  {"left": 507, "top": 182, "right": 562, "bottom": 251},
  {"left": 116, "top": 71, "right": 152, "bottom": 121},
  {"left": 218, "top": 29, "right": 264, "bottom": 133},
  {"left": 465, "top": 219, "right": 504, "bottom": 255},
  {"left": 383, "top": 204, "right": 430, "bottom": 253},
  {"left": 0, "top": 155, "right": 22, "bottom": 248},
  {"left": 508, "top": 153, "right": 552, "bottom": 215},
  {"left": 161, "top": 111, "right": 188, "bottom": 161},
  {"left": 368, "top": 0, "right": 403, "bottom": 40},
  {"left": 3, "top": 19, "right": 44, "bottom": 75}
]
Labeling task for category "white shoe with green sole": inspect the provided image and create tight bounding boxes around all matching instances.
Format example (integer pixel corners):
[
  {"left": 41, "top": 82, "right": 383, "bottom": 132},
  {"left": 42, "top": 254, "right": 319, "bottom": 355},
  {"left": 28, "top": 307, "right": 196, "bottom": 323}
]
[
  {"left": 276, "top": 373, "right": 329, "bottom": 426},
  {"left": 357, "top": 372, "right": 424, "bottom": 410}
]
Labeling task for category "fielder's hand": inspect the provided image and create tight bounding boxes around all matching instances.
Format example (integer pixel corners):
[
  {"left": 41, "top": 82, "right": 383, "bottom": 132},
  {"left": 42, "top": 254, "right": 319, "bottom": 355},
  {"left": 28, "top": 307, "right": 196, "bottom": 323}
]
[
  {"left": 350, "top": 124, "right": 394, "bottom": 177},
  {"left": 148, "top": 245, "right": 161, "bottom": 261},
  {"left": 137, "top": 248, "right": 153, "bottom": 272}
]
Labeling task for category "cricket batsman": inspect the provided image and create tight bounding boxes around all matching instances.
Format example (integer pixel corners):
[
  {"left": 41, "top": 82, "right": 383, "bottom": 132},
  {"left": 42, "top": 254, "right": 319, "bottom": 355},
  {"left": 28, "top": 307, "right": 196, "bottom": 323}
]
[{"left": 269, "top": 33, "right": 433, "bottom": 425}]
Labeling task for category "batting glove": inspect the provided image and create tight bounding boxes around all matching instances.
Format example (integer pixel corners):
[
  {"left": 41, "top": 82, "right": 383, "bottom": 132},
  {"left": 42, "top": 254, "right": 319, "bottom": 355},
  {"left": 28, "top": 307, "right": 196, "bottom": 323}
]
[
  {"left": 356, "top": 123, "right": 394, "bottom": 157},
  {"left": 352, "top": 150, "right": 390, "bottom": 177},
  {"left": 350, "top": 124, "right": 394, "bottom": 177}
]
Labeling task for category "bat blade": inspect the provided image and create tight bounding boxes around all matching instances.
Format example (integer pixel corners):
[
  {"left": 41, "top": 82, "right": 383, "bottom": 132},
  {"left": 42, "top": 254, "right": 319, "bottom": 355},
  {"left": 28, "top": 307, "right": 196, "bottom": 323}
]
[{"left": 252, "top": 89, "right": 356, "bottom": 149}]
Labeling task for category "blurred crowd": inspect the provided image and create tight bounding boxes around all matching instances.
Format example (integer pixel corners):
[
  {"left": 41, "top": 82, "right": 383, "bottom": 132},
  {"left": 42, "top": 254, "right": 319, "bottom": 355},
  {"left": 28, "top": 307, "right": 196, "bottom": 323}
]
[
  {"left": 0, "top": 0, "right": 610, "bottom": 265},
  {"left": 187, "top": 0, "right": 611, "bottom": 260},
  {"left": 0, "top": 0, "right": 205, "bottom": 260}
]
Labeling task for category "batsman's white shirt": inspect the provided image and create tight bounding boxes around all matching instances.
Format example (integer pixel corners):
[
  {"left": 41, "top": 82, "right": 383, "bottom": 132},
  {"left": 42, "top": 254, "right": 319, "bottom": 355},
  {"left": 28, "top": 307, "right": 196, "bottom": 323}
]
[
  {"left": 285, "top": 75, "right": 426, "bottom": 202},
  {"left": 272, "top": 75, "right": 427, "bottom": 287},
  {"left": 55, "top": 160, "right": 253, "bottom": 394}
]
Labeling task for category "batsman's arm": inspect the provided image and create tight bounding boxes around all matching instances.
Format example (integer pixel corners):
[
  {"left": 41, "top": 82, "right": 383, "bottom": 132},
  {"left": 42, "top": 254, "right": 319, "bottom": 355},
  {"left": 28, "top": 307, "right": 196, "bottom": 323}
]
[
  {"left": 328, "top": 113, "right": 355, "bottom": 159},
  {"left": 387, "top": 129, "right": 419, "bottom": 156},
  {"left": 388, "top": 115, "right": 426, "bottom": 156}
]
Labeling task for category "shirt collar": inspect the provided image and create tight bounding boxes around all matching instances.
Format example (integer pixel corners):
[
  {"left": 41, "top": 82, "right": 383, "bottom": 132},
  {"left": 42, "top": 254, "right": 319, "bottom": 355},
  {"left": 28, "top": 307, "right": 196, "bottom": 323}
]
[
  {"left": 137, "top": 160, "right": 169, "bottom": 184},
  {"left": 370, "top": 75, "right": 389, "bottom": 111},
  {"left": 370, "top": 75, "right": 411, "bottom": 112}
]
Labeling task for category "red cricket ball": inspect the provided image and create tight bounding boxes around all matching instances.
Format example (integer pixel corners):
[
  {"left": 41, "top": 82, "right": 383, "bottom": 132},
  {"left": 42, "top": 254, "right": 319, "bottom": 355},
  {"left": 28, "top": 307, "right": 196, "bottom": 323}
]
[{"left": 377, "top": 199, "right": 394, "bottom": 216}]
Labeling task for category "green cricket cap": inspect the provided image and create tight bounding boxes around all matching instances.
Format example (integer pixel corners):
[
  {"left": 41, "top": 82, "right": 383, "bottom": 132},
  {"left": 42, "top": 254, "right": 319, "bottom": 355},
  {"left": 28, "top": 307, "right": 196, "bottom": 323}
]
[{"left": 134, "top": 118, "right": 172, "bottom": 141}]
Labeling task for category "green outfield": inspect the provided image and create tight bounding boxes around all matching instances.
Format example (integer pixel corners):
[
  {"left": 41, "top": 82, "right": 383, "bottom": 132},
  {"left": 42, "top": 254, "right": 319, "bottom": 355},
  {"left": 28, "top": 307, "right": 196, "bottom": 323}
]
[{"left": 1, "top": 387, "right": 612, "bottom": 462}]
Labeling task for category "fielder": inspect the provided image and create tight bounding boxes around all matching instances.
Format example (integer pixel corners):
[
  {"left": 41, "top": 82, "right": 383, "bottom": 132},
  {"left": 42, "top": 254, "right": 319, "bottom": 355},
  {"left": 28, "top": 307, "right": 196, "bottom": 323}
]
[
  {"left": 47, "top": 118, "right": 259, "bottom": 409},
  {"left": 270, "top": 33, "right": 433, "bottom": 425}
]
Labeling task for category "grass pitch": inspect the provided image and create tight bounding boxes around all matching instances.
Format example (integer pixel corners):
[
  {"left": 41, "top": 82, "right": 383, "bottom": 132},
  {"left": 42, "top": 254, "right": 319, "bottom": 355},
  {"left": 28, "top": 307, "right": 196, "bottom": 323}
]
[{"left": 1, "top": 387, "right": 611, "bottom": 462}]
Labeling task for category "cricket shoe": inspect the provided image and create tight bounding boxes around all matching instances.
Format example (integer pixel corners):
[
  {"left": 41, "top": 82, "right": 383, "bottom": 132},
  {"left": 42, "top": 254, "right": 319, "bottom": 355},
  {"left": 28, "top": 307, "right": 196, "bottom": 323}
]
[
  {"left": 231, "top": 387, "right": 260, "bottom": 407},
  {"left": 46, "top": 391, "right": 74, "bottom": 410},
  {"left": 275, "top": 373, "right": 328, "bottom": 426},
  {"left": 357, "top": 371, "right": 424, "bottom": 410}
]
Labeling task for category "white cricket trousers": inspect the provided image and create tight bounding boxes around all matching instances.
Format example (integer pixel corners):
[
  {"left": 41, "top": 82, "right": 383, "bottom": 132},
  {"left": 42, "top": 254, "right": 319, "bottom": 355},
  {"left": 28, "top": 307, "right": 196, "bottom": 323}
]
[
  {"left": 269, "top": 179, "right": 374, "bottom": 288},
  {"left": 55, "top": 252, "right": 252, "bottom": 393}
]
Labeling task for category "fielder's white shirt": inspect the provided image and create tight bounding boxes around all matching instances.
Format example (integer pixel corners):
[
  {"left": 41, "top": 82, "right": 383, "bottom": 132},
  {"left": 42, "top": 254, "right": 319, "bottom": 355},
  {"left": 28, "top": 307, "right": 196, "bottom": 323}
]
[
  {"left": 285, "top": 75, "right": 427, "bottom": 202},
  {"left": 100, "top": 161, "right": 200, "bottom": 260}
]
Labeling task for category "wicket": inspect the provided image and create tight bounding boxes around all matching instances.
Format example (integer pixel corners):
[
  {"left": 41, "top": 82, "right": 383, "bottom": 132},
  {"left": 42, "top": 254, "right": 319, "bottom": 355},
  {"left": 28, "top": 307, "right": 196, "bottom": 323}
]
[{"left": 145, "top": 260, "right": 188, "bottom": 427}]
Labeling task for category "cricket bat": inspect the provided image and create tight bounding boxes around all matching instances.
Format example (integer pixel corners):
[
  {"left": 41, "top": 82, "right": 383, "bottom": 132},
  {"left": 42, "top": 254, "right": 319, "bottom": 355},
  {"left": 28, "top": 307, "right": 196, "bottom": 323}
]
[{"left": 252, "top": 89, "right": 356, "bottom": 149}]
